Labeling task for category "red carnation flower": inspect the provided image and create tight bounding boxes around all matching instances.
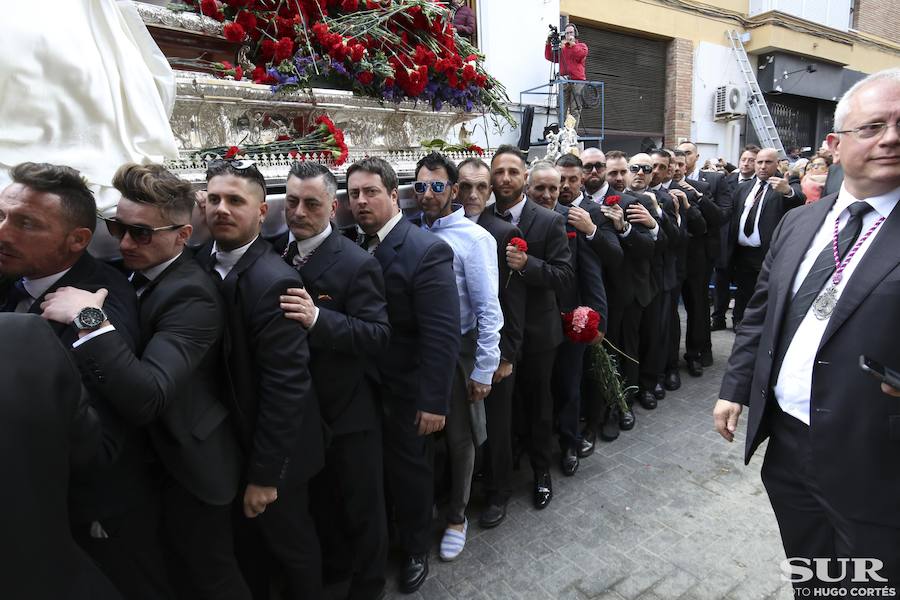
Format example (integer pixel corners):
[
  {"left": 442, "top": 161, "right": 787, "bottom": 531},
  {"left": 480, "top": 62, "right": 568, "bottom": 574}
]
[
  {"left": 234, "top": 66, "right": 243, "bottom": 80},
  {"left": 258, "top": 39, "right": 276, "bottom": 61},
  {"left": 562, "top": 306, "right": 602, "bottom": 344},
  {"left": 356, "top": 70, "right": 374, "bottom": 85},
  {"left": 508, "top": 237, "right": 528, "bottom": 252},
  {"left": 223, "top": 23, "right": 246, "bottom": 42},
  {"left": 340, "top": 0, "right": 359, "bottom": 11},
  {"left": 235, "top": 11, "right": 258, "bottom": 35},
  {"left": 605, "top": 194, "right": 621, "bottom": 206},
  {"left": 200, "top": 0, "right": 224, "bottom": 20},
  {"left": 468, "top": 144, "right": 484, "bottom": 156},
  {"left": 224, "top": 146, "right": 241, "bottom": 159},
  {"left": 566, "top": 231, "right": 577, "bottom": 239},
  {"left": 274, "top": 37, "right": 294, "bottom": 62}
]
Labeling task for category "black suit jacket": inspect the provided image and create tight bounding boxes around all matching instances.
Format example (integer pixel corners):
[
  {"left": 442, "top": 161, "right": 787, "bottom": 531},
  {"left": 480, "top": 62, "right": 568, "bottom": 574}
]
[
  {"left": 694, "top": 169, "right": 732, "bottom": 224},
  {"left": 651, "top": 188, "right": 681, "bottom": 293},
  {"left": 195, "top": 237, "right": 324, "bottom": 488},
  {"left": 727, "top": 177, "right": 805, "bottom": 268},
  {"left": 1, "top": 314, "right": 121, "bottom": 600},
  {"left": 72, "top": 252, "right": 242, "bottom": 506},
  {"left": 554, "top": 203, "right": 608, "bottom": 334},
  {"left": 476, "top": 210, "right": 527, "bottom": 363},
  {"left": 720, "top": 193, "right": 900, "bottom": 526},
  {"left": 370, "top": 216, "right": 461, "bottom": 415},
  {"left": 823, "top": 163, "right": 844, "bottom": 197},
  {"left": 270, "top": 228, "right": 391, "bottom": 435},
  {"left": 577, "top": 195, "right": 624, "bottom": 269},
  {"left": 670, "top": 180, "right": 711, "bottom": 280},
  {"left": 514, "top": 198, "right": 575, "bottom": 354},
  {"left": 601, "top": 190, "right": 656, "bottom": 308}
]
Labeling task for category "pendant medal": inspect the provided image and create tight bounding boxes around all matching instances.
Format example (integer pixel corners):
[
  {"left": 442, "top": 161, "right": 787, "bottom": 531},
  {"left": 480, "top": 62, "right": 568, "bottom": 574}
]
[{"left": 812, "top": 284, "right": 838, "bottom": 320}]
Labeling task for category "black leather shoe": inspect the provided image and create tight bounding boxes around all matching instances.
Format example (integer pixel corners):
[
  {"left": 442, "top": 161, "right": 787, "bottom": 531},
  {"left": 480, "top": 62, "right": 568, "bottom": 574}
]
[
  {"left": 700, "top": 351, "right": 713, "bottom": 367},
  {"left": 600, "top": 407, "right": 620, "bottom": 441},
  {"left": 479, "top": 502, "right": 507, "bottom": 529},
  {"left": 533, "top": 471, "right": 553, "bottom": 509},
  {"left": 652, "top": 382, "right": 666, "bottom": 400},
  {"left": 638, "top": 391, "right": 657, "bottom": 410},
  {"left": 686, "top": 358, "right": 703, "bottom": 377},
  {"left": 560, "top": 447, "right": 579, "bottom": 476},
  {"left": 619, "top": 407, "right": 636, "bottom": 430},
  {"left": 710, "top": 317, "right": 727, "bottom": 331},
  {"left": 398, "top": 554, "right": 428, "bottom": 594},
  {"left": 664, "top": 370, "right": 681, "bottom": 391},
  {"left": 578, "top": 430, "right": 596, "bottom": 458}
]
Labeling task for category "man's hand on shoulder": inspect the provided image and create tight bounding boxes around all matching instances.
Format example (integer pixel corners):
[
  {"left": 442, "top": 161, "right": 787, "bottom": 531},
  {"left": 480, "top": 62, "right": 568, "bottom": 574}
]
[{"left": 713, "top": 399, "right": 743, "bottom": 443}]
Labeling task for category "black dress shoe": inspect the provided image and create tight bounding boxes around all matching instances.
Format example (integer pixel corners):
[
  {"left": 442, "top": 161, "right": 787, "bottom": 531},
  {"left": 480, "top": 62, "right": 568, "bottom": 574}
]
[
  {"left": 664, "top": 370, "right": 681, "bottom": 391},
  {"left": 560, "top": 447, "right": 579, "bottom": 476},
  {"left": 533, "top": 471, "right": 553, "bottom": 509},
  {"left": 652, "top": 382, "right": 666, "bottom": 400},
  {"left": 600, "top": 407, "right": 620, "bottom": 441},
  {"left": 479, "top": 502, "right": 507, "bottom": 529},
  {"left": 578, "top": 430, "right": 596, "bottom": 458},
  {"left": 710, "top": 317, "right": 727, "bottom": 331},
  {"left": 638, "top": 391, "right": 657, "bottom": 410},
  {"left": 619, "top": 407, "right": 636, "bottom": 430},
  {"left": 398, "top": 554, "right": 428, "bottom": 594},
  {"left": 700, "top": 351, "right": 713, "bottom": 367},
  {"left": 686, "top": 358, "right": 703, "bottom": 377}
]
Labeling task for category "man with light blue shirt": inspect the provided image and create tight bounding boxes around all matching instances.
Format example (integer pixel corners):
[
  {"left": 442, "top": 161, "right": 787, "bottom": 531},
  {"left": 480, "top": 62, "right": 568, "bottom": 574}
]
[{"left": 414, "top": 152, "right": 502, "bottom": 562}]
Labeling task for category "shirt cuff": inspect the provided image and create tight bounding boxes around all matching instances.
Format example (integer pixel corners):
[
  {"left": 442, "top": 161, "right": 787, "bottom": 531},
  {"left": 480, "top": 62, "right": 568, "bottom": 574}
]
[
  {"left": 470, "top": 368, "right": 494, "bottom": 386},
  {"left": 73, "top": 325, "right": 116, "bottom": 348},
  {"left": 308, "top": 306, "right": 320, "bottom": 330},
  {"left": 584, "top": 225, "right": 597, "bottom": 241},
  {"left": 649, "top": 222, "right": 660, "bottom": 241},
  {"left": 617, "top": 222, "right": 632, "bottom": 238}
]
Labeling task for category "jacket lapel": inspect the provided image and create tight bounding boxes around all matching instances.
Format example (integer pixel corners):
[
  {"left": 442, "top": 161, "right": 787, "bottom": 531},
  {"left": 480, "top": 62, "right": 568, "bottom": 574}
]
[
  {"left": 299, "top": 228, "right": 341, "bottom": 284},
  {"left": 518, "top": 199, "right": 537, "bottom": 237},
  {"left": 818, "top": 201, "right": 900, "bottom": 350},
  {"left": 374, "top": 216, "right": 408, "bottom": 270}
]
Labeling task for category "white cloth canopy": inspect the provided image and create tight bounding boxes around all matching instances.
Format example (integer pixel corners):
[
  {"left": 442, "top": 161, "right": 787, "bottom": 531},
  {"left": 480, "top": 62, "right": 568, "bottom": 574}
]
[{"left": 0, "top": 0, "right": 179, "bottom": 212}]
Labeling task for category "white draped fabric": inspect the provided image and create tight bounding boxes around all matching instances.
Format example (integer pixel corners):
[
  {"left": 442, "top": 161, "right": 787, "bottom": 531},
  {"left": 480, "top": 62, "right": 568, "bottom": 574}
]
[{"left": 0, "top": 0, "right": 179, "bottom": 212}]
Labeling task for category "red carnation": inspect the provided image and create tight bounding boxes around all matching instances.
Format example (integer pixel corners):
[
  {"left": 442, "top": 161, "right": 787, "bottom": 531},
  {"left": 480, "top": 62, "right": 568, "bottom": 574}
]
[
  {"left": 276, "top": 134, "right": 291, "bottom": 141},
  {"left": 356, "top": 70, "right": 374, "bottom": 85},
  {"left": 566, "top": 231, "right": 577, "bottom": 239},
  {"left": 258, "top": 39, "right": 276, "bottom": 61},
  {"left": 562, "top": 306, "right": 602, "bottom": 344},
  {"left": 234, "top": 66, "right": 243, "bottom": 80},
  {"left": 350, "top": 43, "right": 365, "bottom": 62},
  {"left": 235, "top": 11, "right": 258, "bottom": 35},
  {"left": 340, "top": 0, "right": 359, "bottom": 11},
  {"left": 223, "top": 22, "right": 246, "bottom": 42},
  {"left": 200, "top": 0, "right": 224, "bottom": 20},
  {"left": 605, "top": 194, "right": 621, "bottom": 206},
  {"left": 274, "top": 37, "right": 295, "bottom": 62},
  {"left": 468, "top": 144, "right": 484, "bottom": 156},
  {"left": 508, "top": 237, "right": 528, "bottom": 252},
  {"left": 224, "top": 146, "right": 241, "bottom": 159}
]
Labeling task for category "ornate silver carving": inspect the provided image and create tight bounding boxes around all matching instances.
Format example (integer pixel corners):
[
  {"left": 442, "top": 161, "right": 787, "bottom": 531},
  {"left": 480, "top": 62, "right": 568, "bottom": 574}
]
[{"left": 135, "top": 2, "right": 224, "bottom": 36}]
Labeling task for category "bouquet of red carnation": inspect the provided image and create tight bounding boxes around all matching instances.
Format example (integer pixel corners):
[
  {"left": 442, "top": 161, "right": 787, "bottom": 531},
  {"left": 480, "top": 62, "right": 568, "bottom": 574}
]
[
  {"left": 562, "top": 306, "right": 601, "bottom": 344},
  {"left": 505, "top": 236, "right": 527, "bottom": 288},
  {"left": 604, "top": 195, "right": 621, "bottom": 206}
]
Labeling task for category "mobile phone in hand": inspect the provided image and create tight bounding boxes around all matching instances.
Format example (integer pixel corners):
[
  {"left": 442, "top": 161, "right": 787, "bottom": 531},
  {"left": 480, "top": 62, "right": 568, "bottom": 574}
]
[{"left": 859, "top": 355, "right": 900, "bottom": 389}]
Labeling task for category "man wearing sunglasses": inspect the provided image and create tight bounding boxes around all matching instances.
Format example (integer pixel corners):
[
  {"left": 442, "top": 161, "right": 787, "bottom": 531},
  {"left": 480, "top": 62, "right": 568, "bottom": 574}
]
[
  {"left": 42, "top": 163, "right": 249, "bottom": 600},
  {"left": 195, "top": 159, "right": 325, "bottom": 599},
  {"left": 413, "top": 151, "right": 502, "bottom": 562}
]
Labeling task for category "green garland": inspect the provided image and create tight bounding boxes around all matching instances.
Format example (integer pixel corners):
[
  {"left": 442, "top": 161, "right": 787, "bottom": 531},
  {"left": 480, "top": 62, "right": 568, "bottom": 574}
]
[{"left": 585, "top": 341, "right": 636, "bottom": 413}]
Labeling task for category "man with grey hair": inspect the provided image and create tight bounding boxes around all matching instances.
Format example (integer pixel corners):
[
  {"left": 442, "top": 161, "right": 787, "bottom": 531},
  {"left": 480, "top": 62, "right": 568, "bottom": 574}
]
[{"left": 715, "top": 67, "right": 900, "bottom": 592}]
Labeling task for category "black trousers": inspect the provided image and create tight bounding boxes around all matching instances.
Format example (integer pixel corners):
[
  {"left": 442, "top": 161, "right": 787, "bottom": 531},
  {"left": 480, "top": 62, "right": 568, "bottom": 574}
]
[
  {"left": 514, "top": 348, "right": 557, "bottom": 473},
  {"left": 381, "top": 395, "right": 434, "bottom": 556},
  {"left": 552, "top": 340, "right": 587, "bottom": 450},
  {"left": 682, "top": 268, "right": 710, "bottom": 358},
  {"left": 72, "top": 492, "right": 174, "bottom": 600},
  {"left": 619, "top": 298, "right": 645, "bottom": 396},
  {"left": 732, "top": 246, "right": 765, "bottom": 324},
  {"left": 712, "top": 265, "right": 732, "bottom": 322},
  {"left": 639, "top": 291, "right": 667, "bottom": 392},
  {"left": 161, "top": 478, "right": 250, "bottom": 600},
  {"left": 762, "top": 407, "right": 900, "bottom": 592},
  {"left": 667, "top": 284, "right": 682, "bottom": 372},
  {"left": 483, "top": 366, "right": 517, "bottom": 504},
  {"left": 311, "top": 429, "right": 387, "bottom": 600},
  {"left": 234, "top": 482, "right": 322, "bottom": 600}
]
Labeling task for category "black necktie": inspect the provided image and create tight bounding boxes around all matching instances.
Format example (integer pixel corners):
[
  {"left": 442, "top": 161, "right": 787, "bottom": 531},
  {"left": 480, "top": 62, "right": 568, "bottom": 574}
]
[
  {"left": 283, "top": 241, "right": 299, "bottom": 265},
  {"left": 130, "top": 273, "right": 150, "bottom": 291},
  {"left": 1, "top": 279, "right": 31, "bottom": 312},
  {"left": 497, "top": 211, "right": 513, "bottom": 223},
  {"left": 771, "top": 201, "right": 874, "bottom": 382},
  {"left": 359, "top": 232, "right": 378, "bottom": 250},
  {"left": 743, "top": 182, "right": 767, "bottom": 238}
]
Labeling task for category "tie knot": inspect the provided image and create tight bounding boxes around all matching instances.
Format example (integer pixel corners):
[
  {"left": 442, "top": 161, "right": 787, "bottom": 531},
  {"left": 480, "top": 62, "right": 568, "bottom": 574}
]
[
  {"left": 130, "top": 273, "right": 150, "bottom": 291},
  {"left": 847, "top": 201, "right": 873, "bottom": 219}
]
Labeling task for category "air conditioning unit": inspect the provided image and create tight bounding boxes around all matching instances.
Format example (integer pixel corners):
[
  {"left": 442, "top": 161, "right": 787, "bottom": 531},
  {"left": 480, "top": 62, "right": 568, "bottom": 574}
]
[{"left": 714, "top": 85, "right": 748, "bottom": 119}]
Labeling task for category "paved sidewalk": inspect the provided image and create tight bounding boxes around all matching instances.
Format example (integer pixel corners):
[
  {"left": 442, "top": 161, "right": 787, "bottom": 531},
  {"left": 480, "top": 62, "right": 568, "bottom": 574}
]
[{"left": 385, "top": 326, "right": 794, "bottom": 600}]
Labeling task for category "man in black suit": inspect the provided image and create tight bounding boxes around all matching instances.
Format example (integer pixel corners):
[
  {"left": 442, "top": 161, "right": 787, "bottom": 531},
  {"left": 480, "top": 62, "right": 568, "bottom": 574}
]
[
  {"left": 195, "top": 160, "right": 325, "bottom": 600},
  {"left": 274, "top": 161, "right": 391, "bottom": 600},
  {"left": 347, "top": 157, "right": 460, "bottom": 593},
  {"left": 1, "top": 313, "right": 121, "bottom": 600},
  {"left": 492, "top": 145, "right": 574, "bottom": 509},
  {"left": 727, "top": 147, "right": 805, "bottom": 329},
  {"left": 42, "top": 163, "right": 249, "bottom": 600},
  {"left": 0, "top": 162, "right": 167, "bottom": 600},
  {"left": 532, "top": 159, "right": 608, "bottom": 477},
  {"left": 457, "top": 157, "right": 527, "bottom": 529},
  {"left": 715, "top": 69, "right": 900, "bottom": 592},
  {"left": 713, "top": 145, "right": 759, "bottom": 331}
]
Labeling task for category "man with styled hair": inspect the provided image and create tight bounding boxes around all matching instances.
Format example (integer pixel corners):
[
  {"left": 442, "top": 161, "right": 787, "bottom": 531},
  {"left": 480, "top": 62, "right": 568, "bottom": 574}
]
[
  {"left": 273, "top": 160, "right": 391, "bottom": 599},
  {"left": 42, "top": 163, "right": 249, "bottom": 600}
]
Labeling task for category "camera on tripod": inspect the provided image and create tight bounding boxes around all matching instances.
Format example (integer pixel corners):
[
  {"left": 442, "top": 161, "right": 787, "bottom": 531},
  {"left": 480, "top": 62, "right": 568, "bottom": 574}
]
[{"left": 547, "top": 24, "right": 563, "bottom": 50}]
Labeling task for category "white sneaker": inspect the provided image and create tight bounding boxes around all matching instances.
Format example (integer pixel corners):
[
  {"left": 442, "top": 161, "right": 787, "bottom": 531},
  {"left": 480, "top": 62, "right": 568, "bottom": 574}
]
[{"left": 439, "top": 519, "right": 468, "bottom": 561}]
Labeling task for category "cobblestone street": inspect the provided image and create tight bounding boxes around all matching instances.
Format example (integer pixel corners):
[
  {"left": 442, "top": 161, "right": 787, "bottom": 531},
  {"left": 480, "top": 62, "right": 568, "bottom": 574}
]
[{"left": 386, "top": 325, "right": 794, "bottom": 600}]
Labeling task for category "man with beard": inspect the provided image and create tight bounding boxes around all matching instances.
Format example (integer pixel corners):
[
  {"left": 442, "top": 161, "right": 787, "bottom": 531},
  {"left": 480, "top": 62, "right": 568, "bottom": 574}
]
[
  {"left": 580, "top": 147, "right": 610, "bottom": 202},
  {"left": 456, "top": 157, "right": 526, "bottom": 529},
  {"left": 491, "top": 145, "right": 573, "bottom": 509}
]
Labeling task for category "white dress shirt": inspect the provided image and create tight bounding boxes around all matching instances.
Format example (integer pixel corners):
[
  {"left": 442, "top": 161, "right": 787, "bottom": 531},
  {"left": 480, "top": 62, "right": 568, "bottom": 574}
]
[
  {"left": 495, "top": 196, "right": 526, "bottom": 227},
  {"left": 212, "top": 236, "right": 257, "bottom": 279},
  {"left": 737, "top": 180, "right": 769, "bottom": 247},
  {"left": 18, "top": 268, "right": 72, "bottom": 312},
  {"left": 584, "top": 182, "right": 608, "bottom": 203},
  {"left": 286, "top": 225, "right": 332, "bottom": 328},
  {"left": 774, "top": 185, "right": 900, "bottom": 424},
  {"left": 359, "top": 210, "right": 404, "bottom": 254},
  {"left": 569, "top": 193, "right": 597, "bottom": 240}
]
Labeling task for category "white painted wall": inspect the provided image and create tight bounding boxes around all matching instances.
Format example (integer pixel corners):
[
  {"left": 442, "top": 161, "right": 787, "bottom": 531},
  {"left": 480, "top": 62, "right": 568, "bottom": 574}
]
[
  {"left": 690, "top": 41, "right": 750, "bottom": 164},
  {"left": 748, "top": 0, "right": 852, "bottom": 31}
]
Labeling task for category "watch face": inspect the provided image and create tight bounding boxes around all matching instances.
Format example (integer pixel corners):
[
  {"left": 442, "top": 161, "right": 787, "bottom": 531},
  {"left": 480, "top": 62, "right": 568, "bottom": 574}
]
[{"left": 78, "top": 307, "right": 105, "bottom": 328}]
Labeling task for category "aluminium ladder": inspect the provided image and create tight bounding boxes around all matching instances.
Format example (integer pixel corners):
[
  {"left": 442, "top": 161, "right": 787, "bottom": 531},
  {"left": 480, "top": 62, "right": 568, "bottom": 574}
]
[{"left": 726, "top": 30, "right": 787, "bottom": 158}]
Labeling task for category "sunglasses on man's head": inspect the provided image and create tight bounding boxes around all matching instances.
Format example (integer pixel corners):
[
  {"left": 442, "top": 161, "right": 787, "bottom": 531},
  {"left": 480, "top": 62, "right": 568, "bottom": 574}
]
[
  {"left": 103, "top": 217, "right": 186, "bottom": 246},
  {"left": 629, "top": 164, "right": 653, "bottom": 174},
  {"left": 413, "top": 181, "right": 450, "bottom": 194},
  {"left": 207, "top": 158, "right": 258, "bottom": 170},
  {"left": 582, "top": 162, "right": 606, "bottom": 172}
]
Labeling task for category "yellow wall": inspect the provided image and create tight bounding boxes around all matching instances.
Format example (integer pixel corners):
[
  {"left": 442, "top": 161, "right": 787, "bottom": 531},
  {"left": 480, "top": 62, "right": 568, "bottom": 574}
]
[{"left": 561, "top": 0, "right": 899, "bottom": 74}]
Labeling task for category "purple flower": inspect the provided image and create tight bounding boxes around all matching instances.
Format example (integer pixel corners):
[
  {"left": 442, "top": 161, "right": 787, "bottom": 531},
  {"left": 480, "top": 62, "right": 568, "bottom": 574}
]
[
  {"left": 331, "top": 60, "right": 349, "bottom": 77},
  {"left": 434, "top": 98, "right": 443, "bottom": 111},
  {"left": 465, "top": 99, "right": 474, "bottom": 111}
]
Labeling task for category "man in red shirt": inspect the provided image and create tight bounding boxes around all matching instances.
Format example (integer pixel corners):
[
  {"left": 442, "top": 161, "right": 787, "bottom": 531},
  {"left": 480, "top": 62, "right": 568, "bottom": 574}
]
[{"left": 545, "top": 23, "right": 589, "bottom": 127}]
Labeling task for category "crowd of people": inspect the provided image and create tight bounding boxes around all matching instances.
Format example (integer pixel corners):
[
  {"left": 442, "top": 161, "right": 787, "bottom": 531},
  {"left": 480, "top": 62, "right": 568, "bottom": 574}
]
[{"left": 2, "top": 66, "right": 897, "bottom": 600}]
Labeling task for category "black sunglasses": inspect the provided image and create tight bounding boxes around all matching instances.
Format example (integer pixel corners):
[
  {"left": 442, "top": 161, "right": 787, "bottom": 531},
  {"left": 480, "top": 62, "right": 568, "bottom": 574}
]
[
  {"left": 206, "top": 159, "right": 267, "bottom": 191},
  {"left": 582, "top": 162, "right": 606, "bottom": 172},
  {"left": 413, "top": 181, "right": 450, "bottom": 194},
  {"left": 103, "top": 217, "right": 186, "bottom": 246},
  {"left": 629, "top": 164, "right": 653, "bottom": 174}
]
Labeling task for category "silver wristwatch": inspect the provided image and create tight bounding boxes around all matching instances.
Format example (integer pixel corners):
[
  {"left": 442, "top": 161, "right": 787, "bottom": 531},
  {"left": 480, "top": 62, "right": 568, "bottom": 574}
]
[{"left": 73, "top": 306, "right": 107, "bottom": 330}]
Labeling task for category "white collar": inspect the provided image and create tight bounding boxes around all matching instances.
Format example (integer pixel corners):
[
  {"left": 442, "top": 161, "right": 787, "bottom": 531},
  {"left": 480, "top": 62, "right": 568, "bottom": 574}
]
[
  {"left": 288, "top": 223, "right": 332, "bottom": 260},
  {"left": 22, "top": 267, "right": 73, "bottom": 301},
  {"left": 211, "top": 236, "right": 257, "bottom": 277},
  {"left": 584, "top": 182, "right": 608, "bottom": 201},
  {"left": 836, "top": 184, "right": 900, "bottom": 220},
  {"left": 496, "top": 196, "right": 526, "bottom": 223},
  {"left": 140, "top": 251, "right": 183, "bottom": 283},
  {"left": 570, "top": 193, "right": 584, "bottom": 208},
  {"left": 422, "top": 206, "right": 467, "bottom": 230}
]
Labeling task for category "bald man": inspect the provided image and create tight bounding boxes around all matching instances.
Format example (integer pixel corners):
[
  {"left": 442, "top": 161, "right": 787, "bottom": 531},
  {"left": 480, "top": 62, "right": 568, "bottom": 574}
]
[{"left": 726, "top": 147, "right": 805, "bottom": 328}]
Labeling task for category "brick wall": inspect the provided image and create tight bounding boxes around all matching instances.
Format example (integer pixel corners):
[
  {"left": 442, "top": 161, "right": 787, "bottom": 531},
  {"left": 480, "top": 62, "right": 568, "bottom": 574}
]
[
  {"left": 664, "top": 38, "right": 693, "bottom": 146},
  {"left": 855, "top": 0, "right": 900, "bottom": 42}
]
